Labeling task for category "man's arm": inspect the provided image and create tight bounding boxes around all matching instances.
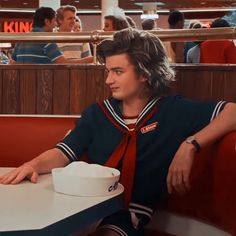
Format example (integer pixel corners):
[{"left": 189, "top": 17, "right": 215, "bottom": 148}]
[
  {"left": 54, "top": 55, "right": 93, "bottom": 64},
  {"left": 0, "top": 148, "right": 69, "bottom": 185},
  {"left": 167, "top": 102, "right": 236, "bottom": 194}
]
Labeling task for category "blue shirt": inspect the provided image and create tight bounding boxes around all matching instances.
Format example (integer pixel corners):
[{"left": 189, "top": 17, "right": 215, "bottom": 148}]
[
  {"left": 12, "top": 27, "right": 63, "bottom": 64},
  {"left": 56, "top": 96, "right": 226, "bottom": 220}
]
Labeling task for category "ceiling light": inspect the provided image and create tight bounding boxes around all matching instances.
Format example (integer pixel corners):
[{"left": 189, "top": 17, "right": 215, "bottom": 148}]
[
  {"left": 141, "top": 13, "right": 159, "bottom": 19},
  {"left": 156, "top": 2, "right": 165, "bottom": 7},
  {"left": 135, "top": 2, "right": 165, "bottom": 7},
  {"left": 140, "top": 3, "right": 159, "bottom": 20}
]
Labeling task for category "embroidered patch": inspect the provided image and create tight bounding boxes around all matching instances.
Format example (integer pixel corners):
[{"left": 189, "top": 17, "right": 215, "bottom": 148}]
[{"left": 141, "top": 122, "right": 158, "bottom": 134}]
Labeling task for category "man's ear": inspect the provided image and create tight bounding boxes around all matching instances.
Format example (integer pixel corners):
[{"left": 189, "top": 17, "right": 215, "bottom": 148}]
[
  {"left": 139, "top": 75, "right": 148, "bottom": 82},
  {"left": 44, "top": 18, "right": 50, "bottom": 26}
]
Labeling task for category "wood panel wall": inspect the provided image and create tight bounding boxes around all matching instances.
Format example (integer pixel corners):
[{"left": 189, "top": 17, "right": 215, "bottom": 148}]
[
  {"left": 170, "top": 64, "right": 236, "bottom": 102},
  {"left": 0, "top": 64, "right": 235, "bottom": 115}
]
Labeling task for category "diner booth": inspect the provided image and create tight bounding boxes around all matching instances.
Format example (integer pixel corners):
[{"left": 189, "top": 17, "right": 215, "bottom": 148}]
[{"left": 0, "top": 28, "right": 236, "bottom": 236}]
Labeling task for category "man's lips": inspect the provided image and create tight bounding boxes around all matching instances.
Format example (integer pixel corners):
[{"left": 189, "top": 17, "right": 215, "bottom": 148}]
[{"left": 110, "top": 87, "right": 119, "bottom": 91}]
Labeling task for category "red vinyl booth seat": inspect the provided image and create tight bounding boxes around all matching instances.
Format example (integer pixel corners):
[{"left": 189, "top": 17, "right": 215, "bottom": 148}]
[{"left": 0, "top": 115, "right": 236, "bottom": 235}]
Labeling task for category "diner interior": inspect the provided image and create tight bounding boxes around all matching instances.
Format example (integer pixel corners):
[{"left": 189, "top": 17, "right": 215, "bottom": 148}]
[{"left": 0, "top": 1, "right": 236, "bottom": 236}]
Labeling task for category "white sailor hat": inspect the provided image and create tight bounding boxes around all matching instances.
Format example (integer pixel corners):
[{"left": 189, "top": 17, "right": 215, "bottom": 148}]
[{"left": 52, "top": 161, "right": 120, "bottom": 196}]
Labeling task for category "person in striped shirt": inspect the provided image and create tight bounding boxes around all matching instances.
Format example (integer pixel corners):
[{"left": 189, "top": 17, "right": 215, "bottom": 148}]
[
  {"left": 56, "top": 5, "right": 93, "bottom": 61},
  {"left": 11, "top": 7, "right": 92, "bottom": 64}
]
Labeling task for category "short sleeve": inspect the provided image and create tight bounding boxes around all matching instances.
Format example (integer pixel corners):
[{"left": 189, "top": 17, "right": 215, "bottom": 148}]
[
  {"left": 161, "top": 96, "right": 227, "bottom": 137},
  {"left": 56, "top": 107, "right": 94, "bottom": 162},
  {"left": 81, "top": 43, "right": 92, "bottom": 58},
  {"left": 44, "top": 43, "right": 63, "bottom": 62}
]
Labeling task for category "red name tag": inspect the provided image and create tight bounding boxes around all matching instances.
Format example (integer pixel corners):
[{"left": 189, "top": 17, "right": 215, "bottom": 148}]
[{"left": 141, "top": 122, "right": 158, "bottom": 134}]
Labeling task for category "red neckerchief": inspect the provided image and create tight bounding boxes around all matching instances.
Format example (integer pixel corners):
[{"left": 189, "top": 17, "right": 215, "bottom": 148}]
[{"left": 98, "top": 99, "right": 158, "bottom": 208}]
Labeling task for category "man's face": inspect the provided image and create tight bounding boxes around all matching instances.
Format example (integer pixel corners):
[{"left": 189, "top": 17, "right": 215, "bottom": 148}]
[
  {"left": 44, "top": 17, "right": 57, "bottom": 32},
  {"left": 105, "top": 53, "right": 147, "bottom": 102},
  {"left": 103, "top": 19, "right": 114, "bottom": 31},
  {"left": 58, "top": 10, "right": 76, "bottom": 32},
  {"left": 73, "top": 21, "right": 82, "bottom": 32},
  {"left": 174, "top": 20, "right": 184, "bottom": 29}
]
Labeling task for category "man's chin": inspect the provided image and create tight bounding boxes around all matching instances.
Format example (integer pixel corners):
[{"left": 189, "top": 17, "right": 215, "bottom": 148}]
[{"left": 111, "top": 94, "right": 122, "bottom": 100}]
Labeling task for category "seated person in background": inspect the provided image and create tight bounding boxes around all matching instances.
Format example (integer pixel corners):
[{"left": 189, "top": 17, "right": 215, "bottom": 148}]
[
  {"left": 1, "top": 28, "right": 236, "bottom": 235},
  {"left": 184, "top": 21, "right": 202, "bottom": 62},
  {"left": 141, "top": 18, "right": 157, "bottom": 30},
  {"left": 56, "top": 5, "right": 92, "bottom": 61},
  {"left": 141, "top": 18, "right": 173, "bottom": 63},
  {"left": 166, "top": 10, "right": 185, "bottom": 63},
  {"left": 103, "top": 7, "right": 129, "bottom": 31},
  {"left": 0, "top": 51, "right": 9, "bottom": 64},
  {"left": 200, "top": 18, "right": 236, "bottom": 64},
  {"left": 0, "top": 43, "right": 12, "bottom": 63},
  {"left": 186, "top": 22, "right": 204, "bottom": 63},
  {"left": 11, "top": 7, "right": 92, "bottom": 64}
]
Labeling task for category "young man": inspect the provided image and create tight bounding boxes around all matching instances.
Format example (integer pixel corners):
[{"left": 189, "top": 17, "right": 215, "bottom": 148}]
[
  {"left": 166, "top": 10, "right": 185, "bottom": 63},
  {"left": 103, "top": 15, "right": 129, "bottom": 31},
  {"left": 56, "top": 5, "right": 92, "bottom": 61},
  {"left": 1, "top": 28, "right": 236, "bottom": 236},
  {"left": 141, "top": 18, "right": 157, "bottom": 30},
  {"left": 11, "top": 7, "right": 92, "bottom": 64}
]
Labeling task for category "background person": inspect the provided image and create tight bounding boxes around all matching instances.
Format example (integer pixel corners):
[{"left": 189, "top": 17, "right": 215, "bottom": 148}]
[
  {"left": 184, "top": 21, "right": 203, "bottom": 62},
  {"left": 103, "top": 15, "right": 129, "bottom": 31},
  {"left": 200, "top": 18, "right": 236, "bottom": 64},
  {"left": 1, "top": 28, "right": 236, "bottom": 236},
  {"left": 165, "top": 10, "right": 185, "bottom": 62},
  {"left": 73, "top": 16, "right": 82, "bottom": 32},
  {"left": 103, "top": 7, "right": 129, "bottom": 31},
  {"left": 186, "top": 22, "right": 204, "bottom": 63},
  {"left": 0, "top": 50, "right": 9, "bottom": 64},
  {"left": 141, "top": 18, "right": 157, "bottom": 30},
  {"left": 11, "top": 7, "right": 92, "bottom": 64},
  {"left": 56, "top": 5, "right": 92, "bottom": 61}
]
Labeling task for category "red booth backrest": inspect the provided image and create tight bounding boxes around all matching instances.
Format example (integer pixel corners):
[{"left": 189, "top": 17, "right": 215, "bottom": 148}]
[
  {"left": 0, "top": 115, "right": 236, "bottom": 235},
  {"left": 0, "top": 116, "right": 77, "bottom": 167}
]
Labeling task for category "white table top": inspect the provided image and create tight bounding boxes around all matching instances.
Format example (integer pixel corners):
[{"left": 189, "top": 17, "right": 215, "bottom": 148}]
[{"left": 0, "top": 168, "right": 124, "bottom": 235}]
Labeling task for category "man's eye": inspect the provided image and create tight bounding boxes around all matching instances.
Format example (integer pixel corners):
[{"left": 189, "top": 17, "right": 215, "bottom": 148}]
[{"left": 115, "top": 70, "right": 122, "bottom": 75}]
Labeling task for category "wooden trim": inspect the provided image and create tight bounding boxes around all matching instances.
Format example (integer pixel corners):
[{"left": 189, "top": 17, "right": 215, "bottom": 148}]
[{"left": 0, "top": 64, "right": 235, "bottom": 114}]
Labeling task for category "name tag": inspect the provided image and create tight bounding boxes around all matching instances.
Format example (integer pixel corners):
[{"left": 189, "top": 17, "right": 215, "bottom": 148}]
[{"left": 141, "top": 122, "right": 158, "bottom": 134}]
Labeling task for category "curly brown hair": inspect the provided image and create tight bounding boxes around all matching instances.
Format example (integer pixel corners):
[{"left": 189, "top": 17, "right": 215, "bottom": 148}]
[{"left": 97, "top": 28, "right": 175, "bottom": 96}]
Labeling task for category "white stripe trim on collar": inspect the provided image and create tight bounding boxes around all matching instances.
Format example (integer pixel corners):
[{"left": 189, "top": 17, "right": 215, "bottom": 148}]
[
  {"left": 137, "top": 97, "right": 160, "bottom": 124},
  {"left": 104, "top": 100, "right": 129, "bottom": 131},
  {"left": 103, "top": 97, "right": 160, "bottom": 130}
]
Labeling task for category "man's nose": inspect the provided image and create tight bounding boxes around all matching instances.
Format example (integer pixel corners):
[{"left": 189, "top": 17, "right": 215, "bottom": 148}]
[{"left": 105, "top": 72, "right": 113, "bottom": 84}]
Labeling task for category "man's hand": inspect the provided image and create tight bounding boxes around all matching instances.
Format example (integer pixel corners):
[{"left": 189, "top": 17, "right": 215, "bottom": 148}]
[
  {"left": 167, "top": 141, "right": 196, "bottom": 194},
  {"left": 0, "top": 163, "right": 38, "bottom": 185}
]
